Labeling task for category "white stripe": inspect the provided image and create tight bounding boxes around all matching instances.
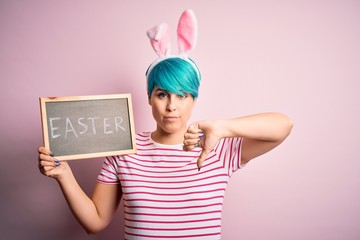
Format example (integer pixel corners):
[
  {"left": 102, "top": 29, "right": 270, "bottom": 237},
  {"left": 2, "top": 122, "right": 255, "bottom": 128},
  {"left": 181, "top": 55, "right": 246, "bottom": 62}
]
[{"left": 97, "top": 132, "right": 242, "bottom": 239}]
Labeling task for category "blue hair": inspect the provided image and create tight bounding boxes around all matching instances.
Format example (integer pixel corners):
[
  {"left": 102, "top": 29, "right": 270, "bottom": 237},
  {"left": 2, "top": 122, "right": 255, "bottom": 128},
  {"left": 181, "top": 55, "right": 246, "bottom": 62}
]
[{"left": 146, "top": 58, "right": 201, "bottom": 99}]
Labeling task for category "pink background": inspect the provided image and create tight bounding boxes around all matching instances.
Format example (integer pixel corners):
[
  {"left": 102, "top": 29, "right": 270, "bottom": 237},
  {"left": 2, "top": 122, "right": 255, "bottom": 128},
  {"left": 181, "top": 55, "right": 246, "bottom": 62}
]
[{"left": 1, "top": 0, "right": 359, "bottom": 239}]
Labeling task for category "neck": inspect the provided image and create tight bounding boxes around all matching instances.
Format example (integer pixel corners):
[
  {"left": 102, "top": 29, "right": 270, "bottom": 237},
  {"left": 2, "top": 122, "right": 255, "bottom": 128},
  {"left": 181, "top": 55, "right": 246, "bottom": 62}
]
[{"left": 151, "top": 127, "right": 186, "bottom": 145}]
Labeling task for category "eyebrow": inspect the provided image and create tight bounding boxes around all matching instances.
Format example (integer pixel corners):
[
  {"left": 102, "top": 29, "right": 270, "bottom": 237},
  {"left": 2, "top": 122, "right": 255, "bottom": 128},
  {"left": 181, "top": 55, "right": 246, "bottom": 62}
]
[
  {"left": 154, "top": 88, "right": 167, "bottom": 92},
  {"left": 154, "top": 88, "right": 188, "bottom": 97}
]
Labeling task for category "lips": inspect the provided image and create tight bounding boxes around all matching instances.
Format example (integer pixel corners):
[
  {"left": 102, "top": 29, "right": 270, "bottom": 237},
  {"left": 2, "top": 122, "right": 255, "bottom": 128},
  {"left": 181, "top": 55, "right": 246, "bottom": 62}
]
[{"left": 164, "top": 116, "right": 179, "bottom": 121}]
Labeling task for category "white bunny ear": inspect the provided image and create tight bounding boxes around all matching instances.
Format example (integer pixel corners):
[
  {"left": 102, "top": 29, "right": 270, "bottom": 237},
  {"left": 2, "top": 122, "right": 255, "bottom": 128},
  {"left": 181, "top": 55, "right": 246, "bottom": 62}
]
[
  {"left": 177, "top": 9, "right": 198, "bottom": 55},
  {"left": 147, "top": 23, "right": 171, "bottom": 56}
]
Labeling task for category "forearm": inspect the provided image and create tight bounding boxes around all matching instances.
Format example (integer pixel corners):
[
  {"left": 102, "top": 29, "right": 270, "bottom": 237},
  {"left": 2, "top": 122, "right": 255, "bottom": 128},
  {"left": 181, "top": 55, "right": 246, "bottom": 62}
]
[
  {"left": 38, "top": 147, "right": 115, "bottom": 233},
  {"left": 57, "top": 171, "right": 106, "bottom": 234},
  {"left": 185, "top": 112, "right": 293, "bottom": 168},
  {"left": 206, "top": 112, "right": 293, "bottom": 142}
]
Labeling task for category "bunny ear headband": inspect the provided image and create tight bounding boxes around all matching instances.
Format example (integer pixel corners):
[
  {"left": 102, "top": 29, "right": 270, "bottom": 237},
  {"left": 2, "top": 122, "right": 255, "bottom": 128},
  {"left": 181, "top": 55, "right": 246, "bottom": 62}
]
[{"left": 146, "top": 9, "right": 199, "bottom": 78}]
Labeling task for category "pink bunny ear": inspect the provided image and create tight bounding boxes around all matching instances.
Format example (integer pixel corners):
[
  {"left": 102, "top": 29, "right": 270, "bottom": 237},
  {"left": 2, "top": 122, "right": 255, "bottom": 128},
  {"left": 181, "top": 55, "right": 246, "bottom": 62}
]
[
  {"left": 177, "top": 9, "right": 198, "bottom": 55},
  {"left": 147, "top": 23, "right": 171, "bottom": 56}
]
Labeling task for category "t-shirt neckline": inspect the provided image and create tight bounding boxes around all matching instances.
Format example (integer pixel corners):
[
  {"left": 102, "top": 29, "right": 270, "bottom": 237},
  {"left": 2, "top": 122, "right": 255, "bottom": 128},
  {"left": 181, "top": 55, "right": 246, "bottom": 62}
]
[{"left": 149, "top": 132, "right": 184, "bottom": 149}]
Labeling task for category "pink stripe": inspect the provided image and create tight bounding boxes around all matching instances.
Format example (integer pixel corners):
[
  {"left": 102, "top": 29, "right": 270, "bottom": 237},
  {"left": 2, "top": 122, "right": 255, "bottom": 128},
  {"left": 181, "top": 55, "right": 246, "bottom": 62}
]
[
  {"left": 135, "top": 153, "right": 199, "bottom": 158},
  {"left": 119, "top": 166, "right": 197, "bottom": 175},
  {"left": 125, "top": 231, "right": 221, "bottom": 239},
  {"left": 125, "top": 157, "right": 191, "bottom": 164},
  {"left": 121, "top": 181, "right": 228, "bottom": 190},
  {"left": 123, "top": 188, "right": 225, "bottom": 197},
  {"left": 136, "top": 132, "right": 150, "bottom": 138},
  {"left": 122, "top": 153, "right": 197, "bottom": 165},
  {"left": 102, "top": 160, "right": 115, "bottom": 169},
  {"left": 223, "top": 142, "right": 229, "bottom": 176},
  {"left": 124, "top": 195, "right": 224, "bottom": 203},
  {"left": 214, "top": 138, "right": 224, "bottom": 154},
  {"left": 217, "top": 140, "right": 226, "bottom": 168},
  {"left": 135, "top": 137, "right": 149, "bottom": 142},
  {"left": 238, "top": 138, "right": 243, "bottom": 169},
  {"left": 95, "top": 133, "right": 243, "bottom": 240},
  {"left": 121, "top": 152, "right": 218, "bottom": 168},
  {"left": 100, "top": 167, "right": 117, "bottom": 177},
  {"left": 120, "top": 159, "right": 195, "bottom": 169},
  {"left": 126, "top": 149, "right": 201, "bottom": 157},
  {"left": 136, "top": 143, "right": 152, "bottom": 147},
  {"left": 125, "top": 217, "right": 221, "bottom": 224},
  {"left": 120, "top": 173, "right": 228, "bottom": 184},
  {"left": 107, "top": 155, "right": 120, "bottom": 167},
  {"left": 138, "top": 147, "right": 202, "bottom": 153},
  {"left": 125, "top": 202, "right": 222, "bottom": 210},
  {"left": 119, "top": 165, "right": 223, "bottom": 178},
  {"left": 228, "top": 138, "right": 234, "bottom": 176},
  {"left": 125, "top": 210, "right": 221, "bottom": 217},
  {"left": 97, "top": 172, "right": 118, "bottom": 182},
  {"left": 125, "top": 224, "right": 220, "bottom": 231},
  {"left": 96, "top": 178, "right": 118, "bottom": 184}
]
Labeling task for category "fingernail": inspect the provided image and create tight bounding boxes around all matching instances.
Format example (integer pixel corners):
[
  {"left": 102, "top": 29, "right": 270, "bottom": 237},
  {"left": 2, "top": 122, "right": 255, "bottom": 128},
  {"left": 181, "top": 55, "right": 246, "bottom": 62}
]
[
  {"left": 50, "top": 151, "right": 54, "bottom": 157},
  {"left": 54, "top": 158, "right": 60, "bottom": 167},
  {"left": 198, "top": 167, "right": 201, "bottom": 172}
]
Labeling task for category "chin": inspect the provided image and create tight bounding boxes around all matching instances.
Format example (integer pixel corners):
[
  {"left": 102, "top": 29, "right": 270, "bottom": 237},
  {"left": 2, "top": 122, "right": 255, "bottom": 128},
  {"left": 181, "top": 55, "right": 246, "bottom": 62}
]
[{"left": 161, "top": 124, "right": 184, "bottom": 134}]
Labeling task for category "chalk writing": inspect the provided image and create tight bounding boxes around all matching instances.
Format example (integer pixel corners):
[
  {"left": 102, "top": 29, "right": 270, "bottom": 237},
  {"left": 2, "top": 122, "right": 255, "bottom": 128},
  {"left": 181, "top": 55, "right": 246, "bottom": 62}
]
[
  {"left": 49, "top": 116, "right": 126, "bottom": 140},
  {"left": 40, "top": 94, "right": 136, "bottom": 160}
]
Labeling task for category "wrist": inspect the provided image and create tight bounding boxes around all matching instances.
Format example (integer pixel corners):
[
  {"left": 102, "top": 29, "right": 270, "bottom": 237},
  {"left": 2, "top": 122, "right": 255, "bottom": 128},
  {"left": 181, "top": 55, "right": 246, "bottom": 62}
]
[
  {"left": 55, "top": 163, "right": 75, "bottom": 184},
  {"left": 198, "top": 119, "right": 229, "bottom": 139},
  {"left": 214, "top": 119, "right": 234, "bottom": 138}
]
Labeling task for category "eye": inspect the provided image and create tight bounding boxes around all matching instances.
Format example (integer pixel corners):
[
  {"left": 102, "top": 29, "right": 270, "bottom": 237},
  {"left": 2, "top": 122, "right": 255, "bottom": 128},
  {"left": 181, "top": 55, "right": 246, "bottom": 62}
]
[
  {"left": 157, "top": 92, "right": 168, "bottom": 99},
  {"left": 178, "top": 93, "right": 189, "bottom": 99}
]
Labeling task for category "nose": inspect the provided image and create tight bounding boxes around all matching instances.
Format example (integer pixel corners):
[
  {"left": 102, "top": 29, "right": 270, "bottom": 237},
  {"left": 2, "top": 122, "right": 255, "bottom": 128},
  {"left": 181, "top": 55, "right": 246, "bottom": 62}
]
[{"left": 166, "top": 95, "right": 177, "bottom": 111}]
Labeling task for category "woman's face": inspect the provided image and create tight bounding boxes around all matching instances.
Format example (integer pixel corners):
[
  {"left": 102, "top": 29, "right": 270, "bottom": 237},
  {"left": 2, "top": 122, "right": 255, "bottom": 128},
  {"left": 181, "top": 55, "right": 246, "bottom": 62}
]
[{"left": 149, "top": 87, "right": 196, "bottom": 135}]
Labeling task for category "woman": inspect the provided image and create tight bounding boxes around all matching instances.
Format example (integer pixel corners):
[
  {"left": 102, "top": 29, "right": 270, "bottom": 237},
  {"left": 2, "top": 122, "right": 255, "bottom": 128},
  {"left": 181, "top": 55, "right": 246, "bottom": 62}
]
[{"left": 38, "top": 10, "right": 293, "bottom": 240}]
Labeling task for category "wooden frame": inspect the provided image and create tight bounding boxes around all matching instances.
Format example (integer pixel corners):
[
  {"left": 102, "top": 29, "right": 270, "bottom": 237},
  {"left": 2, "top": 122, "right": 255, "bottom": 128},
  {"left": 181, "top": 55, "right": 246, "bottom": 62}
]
[{"left": 40, "top": 94, "right": 136, "bottom": 160}]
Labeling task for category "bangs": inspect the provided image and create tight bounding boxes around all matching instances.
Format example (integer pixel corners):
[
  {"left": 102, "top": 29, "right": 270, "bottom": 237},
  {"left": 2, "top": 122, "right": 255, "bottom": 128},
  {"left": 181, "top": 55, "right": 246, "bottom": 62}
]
[{"left": 147, "top": 58, "right": 200, "bottom": 98}]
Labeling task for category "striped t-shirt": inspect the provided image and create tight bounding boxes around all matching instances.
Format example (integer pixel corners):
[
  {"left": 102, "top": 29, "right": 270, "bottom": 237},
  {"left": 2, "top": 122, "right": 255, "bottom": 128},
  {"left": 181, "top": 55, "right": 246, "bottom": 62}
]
[{"left": 97, "top": 132, "right": 243, "bottom": 240}]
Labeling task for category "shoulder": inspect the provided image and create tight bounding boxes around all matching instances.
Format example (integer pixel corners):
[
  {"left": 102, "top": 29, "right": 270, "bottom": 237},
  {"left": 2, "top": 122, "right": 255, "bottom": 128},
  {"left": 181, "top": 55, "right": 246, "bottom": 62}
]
[
  {"left": 215, "top": 137, "right": 243, "bottom": 153},
  {"left": 136, "top": 131, "right": 151, "bottom": 141}
]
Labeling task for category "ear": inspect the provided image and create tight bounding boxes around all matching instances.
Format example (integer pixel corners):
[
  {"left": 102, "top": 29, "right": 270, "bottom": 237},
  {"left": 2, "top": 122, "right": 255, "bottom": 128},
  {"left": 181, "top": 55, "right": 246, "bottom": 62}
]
[
  {"left": 147, "top": 23, "right": 171, "bottom": 56},
  {"left": 147, "top": 91, "right": 152, "bottom": 105},
  {"left": 177, "top": 9, "right": 198, "bottom": 55}
]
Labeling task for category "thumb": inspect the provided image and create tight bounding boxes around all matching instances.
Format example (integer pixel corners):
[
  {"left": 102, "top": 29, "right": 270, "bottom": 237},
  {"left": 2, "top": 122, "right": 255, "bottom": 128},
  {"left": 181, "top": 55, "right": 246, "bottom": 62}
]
[{"left": 197, "top": 148, "right": 211, "bottom": 171}]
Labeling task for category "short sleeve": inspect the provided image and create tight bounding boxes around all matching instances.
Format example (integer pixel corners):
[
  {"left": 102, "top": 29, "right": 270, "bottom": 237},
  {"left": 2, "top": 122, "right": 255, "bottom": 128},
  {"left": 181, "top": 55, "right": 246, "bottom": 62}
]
[
  {"left": 214, "top": 137, "right": 244, "bottom": 177},
  {"left": 96, "top": 156, "right": 120, "bottom": 184}
]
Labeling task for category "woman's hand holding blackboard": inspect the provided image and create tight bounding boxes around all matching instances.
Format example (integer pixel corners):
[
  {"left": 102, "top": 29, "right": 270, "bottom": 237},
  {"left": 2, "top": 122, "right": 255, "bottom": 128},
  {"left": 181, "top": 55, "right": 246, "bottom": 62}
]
[
  {"left": 38, "top": 146, "right": 71, "bottom": 180},
  {"left": 37, "top": 147, "right": 117, "bottom": 233}
]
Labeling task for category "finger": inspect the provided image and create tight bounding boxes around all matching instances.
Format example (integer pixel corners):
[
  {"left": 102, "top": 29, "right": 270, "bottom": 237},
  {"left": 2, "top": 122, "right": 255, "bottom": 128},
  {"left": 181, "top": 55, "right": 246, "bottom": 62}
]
[
  {"left": 187, "top": 122, "right": 198, "bottom": 133},
  {"left": 39, "top": 153, "right": 54, "bottom": 163},
  {"left": 41, "top": 165, "right": 57, "bottom": 177},
  {"left": 38, "top": 146, "right": 52, "bottom": 155},
  {"left": 54, "top": 158, "right": 61, "bottom": 167},
  {"left": 187, "top": 122, "right": 204, "bottom": 134},
  {"left": 38, "top": 156, "right": 61, "bottom": 175},
  {"left": 183, "top": 137, "right": 200, "bottom": 146},
  {"left": 38, "top": 160, "right": 54, "bottom": 172},
  {"left": 39, "top": 161, "right": 54, "bottom": 175},
  {"left": 183, "top": 142, "right": 195, "bottom": 151},
  {"left": 184, "top": 128, "right": 204, "bottom": 142},
  {"left": 183, "top": 133, "right": 204, "bottom": 151},
  {"left": 184, "top": 131, "right": 199, "bottom": 139},
  {"left": 183, "top": 140, "right": 198, "bottom": 151},
  {"left": 39, "top": 159, "right": 65, "bottom": 177},
  {"left": 197, "top": 148, "right": 211, "bottom": 171}
]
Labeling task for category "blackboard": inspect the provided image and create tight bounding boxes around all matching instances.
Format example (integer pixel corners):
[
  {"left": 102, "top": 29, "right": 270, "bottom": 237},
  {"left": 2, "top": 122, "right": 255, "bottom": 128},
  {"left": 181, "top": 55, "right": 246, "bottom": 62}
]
[{"left": 39, "top": 94, "right": 136, "bottom": 160}]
